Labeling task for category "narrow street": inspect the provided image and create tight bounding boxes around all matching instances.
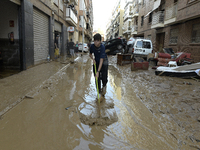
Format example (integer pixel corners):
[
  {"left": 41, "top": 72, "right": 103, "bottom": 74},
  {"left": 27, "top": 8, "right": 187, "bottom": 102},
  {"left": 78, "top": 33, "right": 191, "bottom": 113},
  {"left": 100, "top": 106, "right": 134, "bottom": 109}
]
[{"left": 0, "top": 55, "right": 200, "bottom": 150}]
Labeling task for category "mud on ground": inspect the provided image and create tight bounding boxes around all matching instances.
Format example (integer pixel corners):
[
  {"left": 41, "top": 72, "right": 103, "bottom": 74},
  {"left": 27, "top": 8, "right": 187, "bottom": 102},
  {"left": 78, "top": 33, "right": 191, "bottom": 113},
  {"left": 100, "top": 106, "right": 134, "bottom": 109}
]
[{"left": 109, "top": 55, "right": 200, "bottom": 149}]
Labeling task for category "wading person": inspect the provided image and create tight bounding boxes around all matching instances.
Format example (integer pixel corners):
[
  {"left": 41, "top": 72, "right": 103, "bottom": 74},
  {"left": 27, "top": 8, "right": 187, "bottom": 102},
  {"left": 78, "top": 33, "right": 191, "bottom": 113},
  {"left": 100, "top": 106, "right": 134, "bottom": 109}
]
[
  {"left": 69, "top": 39, "right": 75, "bottom": 62},
  {"left": 89, "top": 33, "right": 108, "bottom": 99}
]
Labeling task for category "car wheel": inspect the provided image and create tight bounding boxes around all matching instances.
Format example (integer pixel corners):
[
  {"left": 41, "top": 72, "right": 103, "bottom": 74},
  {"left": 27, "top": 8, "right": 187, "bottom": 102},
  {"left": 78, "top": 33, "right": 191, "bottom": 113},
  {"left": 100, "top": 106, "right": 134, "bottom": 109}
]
[{"left": 117, "top": 44, "right": 123, "bottom": 50}]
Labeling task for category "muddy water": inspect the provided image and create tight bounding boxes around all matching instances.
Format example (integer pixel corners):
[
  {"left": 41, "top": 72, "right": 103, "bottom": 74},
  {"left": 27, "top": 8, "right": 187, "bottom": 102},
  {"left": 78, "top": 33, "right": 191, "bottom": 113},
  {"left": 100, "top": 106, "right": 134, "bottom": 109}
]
[{"left": 0, "top": 55, "right": 199, "bottom": 149}]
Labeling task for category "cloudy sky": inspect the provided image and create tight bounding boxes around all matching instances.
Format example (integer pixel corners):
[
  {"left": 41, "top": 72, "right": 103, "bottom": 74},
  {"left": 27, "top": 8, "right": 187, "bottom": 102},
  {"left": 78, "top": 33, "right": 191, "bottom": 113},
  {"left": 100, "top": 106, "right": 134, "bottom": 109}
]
[{"left": 92, "top": 0, "right": 117, "bottom": 33}]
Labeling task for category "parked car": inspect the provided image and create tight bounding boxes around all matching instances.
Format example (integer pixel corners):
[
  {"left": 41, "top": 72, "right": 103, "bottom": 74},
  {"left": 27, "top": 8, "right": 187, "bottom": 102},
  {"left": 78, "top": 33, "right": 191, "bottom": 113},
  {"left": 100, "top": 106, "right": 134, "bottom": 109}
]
[
  {"left": 132, "top": 39, "right": 153, "bottom": 59},
  {"left": 127, "top": 37, "right": 135, "bottom": 53},
  {"left": 104, "top": 38, "right": 127, "bottom": 55},
  {"left": 78, "top": 43, "right": 89, "bottom": 53}
]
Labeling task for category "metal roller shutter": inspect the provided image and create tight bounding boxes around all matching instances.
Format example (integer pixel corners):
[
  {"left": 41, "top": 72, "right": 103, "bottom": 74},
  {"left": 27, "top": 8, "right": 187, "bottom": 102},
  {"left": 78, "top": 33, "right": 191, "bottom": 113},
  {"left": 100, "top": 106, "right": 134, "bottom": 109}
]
[
  {"left": 33, "top": 9, "right": 49, "bottom": 64},
  {"left": 55, "top": 21, "right": 62, "bottom": 32}
]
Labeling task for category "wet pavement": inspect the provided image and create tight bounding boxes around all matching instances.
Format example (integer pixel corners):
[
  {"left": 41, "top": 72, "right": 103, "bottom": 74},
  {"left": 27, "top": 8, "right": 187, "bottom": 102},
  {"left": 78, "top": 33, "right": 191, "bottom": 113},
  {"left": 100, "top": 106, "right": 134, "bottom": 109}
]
[{"left": 0, "top": 54, "right": 200, "bottom": 150}]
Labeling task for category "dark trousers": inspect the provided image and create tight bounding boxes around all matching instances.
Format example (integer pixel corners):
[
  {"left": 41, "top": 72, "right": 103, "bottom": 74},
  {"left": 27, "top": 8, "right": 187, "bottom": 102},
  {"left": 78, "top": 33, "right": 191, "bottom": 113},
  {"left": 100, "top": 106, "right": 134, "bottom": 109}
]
[{"left": 93, "top": 58, "right": 108, "bottom": 92}]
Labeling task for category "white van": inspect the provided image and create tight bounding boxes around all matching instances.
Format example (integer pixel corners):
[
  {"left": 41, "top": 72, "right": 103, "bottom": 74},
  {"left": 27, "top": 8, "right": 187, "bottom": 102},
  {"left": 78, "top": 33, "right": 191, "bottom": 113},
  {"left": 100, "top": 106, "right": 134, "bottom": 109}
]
[{"left": 132, "top": 39, "right": 153, "bottom": 58}]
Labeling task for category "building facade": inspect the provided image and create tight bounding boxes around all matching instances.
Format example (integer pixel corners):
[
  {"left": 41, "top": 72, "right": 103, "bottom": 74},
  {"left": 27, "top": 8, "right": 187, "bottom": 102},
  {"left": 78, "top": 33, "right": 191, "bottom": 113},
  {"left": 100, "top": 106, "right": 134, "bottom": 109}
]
[
  {"left": 0, "top": 0, "right": 93, "bottom": 72},
  {"left": 106, "top": 0, "right": 124, "bottom": 40},
  {"left": 106, "top": 0, "right": 200, "bottom": 62}
]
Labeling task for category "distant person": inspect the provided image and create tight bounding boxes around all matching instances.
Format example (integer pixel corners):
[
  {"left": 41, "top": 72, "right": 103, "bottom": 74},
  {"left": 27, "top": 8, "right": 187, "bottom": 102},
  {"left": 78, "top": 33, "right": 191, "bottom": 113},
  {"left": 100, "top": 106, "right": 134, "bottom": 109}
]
[
  {"left": 89, "top": 33, "right": 108, "bottom": 100},
  {"left": 69, "top": 39, "right": 75, "bottom": 62},
  {"left": 75, "top": 41, "right": 79, "bottom": 56},
  {"left": 54, "top": 34, "right": 59, "bottom": 59}
]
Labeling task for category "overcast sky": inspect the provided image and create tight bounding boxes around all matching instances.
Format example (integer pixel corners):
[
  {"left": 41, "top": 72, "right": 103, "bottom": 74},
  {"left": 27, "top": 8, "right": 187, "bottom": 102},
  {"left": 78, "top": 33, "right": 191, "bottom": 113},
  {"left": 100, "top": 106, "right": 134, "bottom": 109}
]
[{"left": 92, "top": 0, "right": 116, "bottom": 33}]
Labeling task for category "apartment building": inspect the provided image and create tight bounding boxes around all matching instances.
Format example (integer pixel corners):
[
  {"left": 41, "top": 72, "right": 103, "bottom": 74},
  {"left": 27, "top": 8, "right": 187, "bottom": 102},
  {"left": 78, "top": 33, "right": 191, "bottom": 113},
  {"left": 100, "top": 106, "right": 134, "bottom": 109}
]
[
  {"left": 78, "top": 0, "right": 93, "bottom": 44},
  {"left": 105, "top": 0, "right": 200, "bottom": 62},
  {"left": 0, "top": 0, "right": 93, "bottom": 72},
  {"left": 136, "top": 0, "right": 200, "bottom": 62},
  {"left": 106, "top": 0, "right": 124, "bottom": 40},
  {"left": 122, "top": 0, "right": 133, "bottom": 40}
]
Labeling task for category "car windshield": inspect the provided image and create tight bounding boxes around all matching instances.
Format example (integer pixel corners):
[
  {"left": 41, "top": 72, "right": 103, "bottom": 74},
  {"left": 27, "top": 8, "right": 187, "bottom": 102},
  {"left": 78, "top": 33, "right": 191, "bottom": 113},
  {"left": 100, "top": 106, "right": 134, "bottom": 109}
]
[{"left": 136, "top": 41, "right": 151, "bottom": 49}]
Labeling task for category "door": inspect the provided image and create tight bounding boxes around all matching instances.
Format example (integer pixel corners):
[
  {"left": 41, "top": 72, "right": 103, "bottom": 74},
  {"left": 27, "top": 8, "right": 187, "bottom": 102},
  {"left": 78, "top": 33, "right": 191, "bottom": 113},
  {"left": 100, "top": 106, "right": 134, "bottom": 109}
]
[
  {"left": 156, "top": 33, "right": 165, "bottom": 52},
  {"left": 33, "top": 9, "right": 49, "bottom": 65}
]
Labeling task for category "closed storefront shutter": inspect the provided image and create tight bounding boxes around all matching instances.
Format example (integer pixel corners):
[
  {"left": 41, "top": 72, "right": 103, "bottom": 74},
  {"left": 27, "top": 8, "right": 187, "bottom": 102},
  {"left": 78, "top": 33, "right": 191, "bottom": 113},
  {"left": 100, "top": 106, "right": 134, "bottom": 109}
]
[
  {"left": 55, "top": 21, "right": 62, "bottom": 32},
  {"left": 33, "top": 9, "right": 49, "bottom": 64}
]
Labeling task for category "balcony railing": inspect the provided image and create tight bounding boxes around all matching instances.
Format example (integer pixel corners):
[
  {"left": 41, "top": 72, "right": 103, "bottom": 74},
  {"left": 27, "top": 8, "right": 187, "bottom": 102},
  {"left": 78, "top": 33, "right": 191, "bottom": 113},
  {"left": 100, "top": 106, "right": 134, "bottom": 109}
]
[
  {"left": 151, "top": 11, "right": 164, "bottom": 28},
  {"left": 164, "top": 2, "right": 177, "bottom": 25},
  {"left": 66, "top": 8, "right": 77, "bottom": 26},
  {"left": 132, "top": 7, "right": 139, "bottom": 17},
  {"left": 131, "top": 25, "right": 138, "bottom": 32}
]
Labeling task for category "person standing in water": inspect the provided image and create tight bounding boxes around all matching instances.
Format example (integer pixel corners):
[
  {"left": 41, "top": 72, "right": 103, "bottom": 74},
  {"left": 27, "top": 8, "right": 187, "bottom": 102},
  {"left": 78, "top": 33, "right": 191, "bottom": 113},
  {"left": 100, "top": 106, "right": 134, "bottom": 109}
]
[{"left": 89, "top": 33, "right": 108, "bottom": 99}]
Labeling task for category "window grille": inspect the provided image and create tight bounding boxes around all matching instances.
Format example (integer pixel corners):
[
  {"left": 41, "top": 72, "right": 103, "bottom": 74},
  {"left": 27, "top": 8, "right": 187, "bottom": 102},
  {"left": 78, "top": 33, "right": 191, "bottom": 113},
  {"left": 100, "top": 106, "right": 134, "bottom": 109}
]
[
  {"left": 170, "top": 28, "right": 178, "bottom": 44},
  {"left": 192, "top": 24, "right": 200, "bottom": 43}
]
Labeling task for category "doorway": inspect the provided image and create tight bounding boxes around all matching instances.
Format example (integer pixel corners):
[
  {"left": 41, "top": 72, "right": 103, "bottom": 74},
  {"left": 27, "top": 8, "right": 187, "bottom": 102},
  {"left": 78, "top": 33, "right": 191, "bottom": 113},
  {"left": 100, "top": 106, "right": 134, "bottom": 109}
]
[{"left": 156, "top": 32, "right": 165, "bottom": 52}]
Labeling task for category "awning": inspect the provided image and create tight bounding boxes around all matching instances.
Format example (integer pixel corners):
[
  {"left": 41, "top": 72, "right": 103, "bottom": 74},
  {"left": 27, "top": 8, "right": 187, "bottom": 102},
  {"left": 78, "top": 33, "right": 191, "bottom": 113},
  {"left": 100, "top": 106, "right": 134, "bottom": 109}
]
[{"left": 144, "top": 0, "right": 161, "bottom": 18}]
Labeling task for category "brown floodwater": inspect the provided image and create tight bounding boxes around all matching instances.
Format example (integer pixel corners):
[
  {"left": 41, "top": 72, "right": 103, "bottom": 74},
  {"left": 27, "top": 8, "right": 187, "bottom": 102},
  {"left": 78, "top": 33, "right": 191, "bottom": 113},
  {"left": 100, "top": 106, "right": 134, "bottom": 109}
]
[{"left": 0, "top": 55, "right": 199, "bottom": 150}]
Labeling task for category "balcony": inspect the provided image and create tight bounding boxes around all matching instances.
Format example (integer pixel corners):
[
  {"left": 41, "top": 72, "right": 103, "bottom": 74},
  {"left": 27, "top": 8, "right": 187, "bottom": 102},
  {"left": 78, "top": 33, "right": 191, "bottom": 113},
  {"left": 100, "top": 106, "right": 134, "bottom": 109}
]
[
  {"left": 164, "top": 2, "right": 177, "bottom": 25},
  {"left": 132, "top": 7, "right": 139, "bottom": 18},
  {"left": 66, "top": 8, "right": 77, "bottom": 26},
  {"left": 124, "top": 14, "right": 132, "bottom": 22},
  {"left": 151, "top": 11, "right": 164, "bottom": 29},
  {"left": 131, "top": 25, "right": 138, "bottom": 35}
]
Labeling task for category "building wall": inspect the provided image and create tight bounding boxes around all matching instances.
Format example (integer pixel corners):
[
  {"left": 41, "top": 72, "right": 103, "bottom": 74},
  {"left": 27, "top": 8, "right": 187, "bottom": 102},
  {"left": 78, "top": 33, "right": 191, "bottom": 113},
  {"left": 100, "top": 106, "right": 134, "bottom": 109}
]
[
  {"left": 177, "top": 0, "right": 200, "bottom": 22},
  {"left": 136, "top": 0, "right": 200, "bottom": 62},
  {"left": 119, "top": 9, "right": 124, "bottom": 37},
  {"left": 0, "top": 0, "right": 20, "bottom": 70}
]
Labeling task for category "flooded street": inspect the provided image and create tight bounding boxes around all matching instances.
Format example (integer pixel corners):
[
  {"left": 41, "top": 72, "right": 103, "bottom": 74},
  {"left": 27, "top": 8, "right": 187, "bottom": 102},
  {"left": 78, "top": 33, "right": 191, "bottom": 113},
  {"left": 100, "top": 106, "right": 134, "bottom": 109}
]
[{"left": 0, "top": 55, "right": 200, "bottom": 150}]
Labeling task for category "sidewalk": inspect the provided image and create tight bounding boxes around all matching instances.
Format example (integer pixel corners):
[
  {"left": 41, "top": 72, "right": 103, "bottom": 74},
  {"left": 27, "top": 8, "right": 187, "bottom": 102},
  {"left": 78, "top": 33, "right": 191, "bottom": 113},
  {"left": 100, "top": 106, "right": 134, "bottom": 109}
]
[{"left": 0, "top": 55, "right": 79, "bottom": 117}]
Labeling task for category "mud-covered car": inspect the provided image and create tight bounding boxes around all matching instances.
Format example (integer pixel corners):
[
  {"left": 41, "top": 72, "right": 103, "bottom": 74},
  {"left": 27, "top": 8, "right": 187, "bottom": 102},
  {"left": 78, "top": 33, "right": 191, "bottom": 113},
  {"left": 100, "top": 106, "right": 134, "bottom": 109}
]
[{"left": 105, "top": 38, "right": 127, "bottom": 55}]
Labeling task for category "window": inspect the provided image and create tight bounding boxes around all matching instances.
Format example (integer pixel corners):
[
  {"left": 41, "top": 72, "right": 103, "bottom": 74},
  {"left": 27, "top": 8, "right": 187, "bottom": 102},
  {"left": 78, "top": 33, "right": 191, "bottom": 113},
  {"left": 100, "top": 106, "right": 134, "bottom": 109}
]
[
  {"left": 191, "top": 24, "right": 200, "bottom": 43},
  {"left": 170, "top": 28, "right": 178, "bottom": 44},
  {"left": 141, "top": 16, "right": 144, "bottom": 27},
  {"left": 136, "top": 41, "right": 143, "bottom": 48},
  {"left": 143, "top": 41, "right": 151, "bottom": 49},
  {"left": 149, "top": 13, "right": 152, "bottom": 23},
  {"left": 136, "top": 41, "right": 151, "bottom": 48}
]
